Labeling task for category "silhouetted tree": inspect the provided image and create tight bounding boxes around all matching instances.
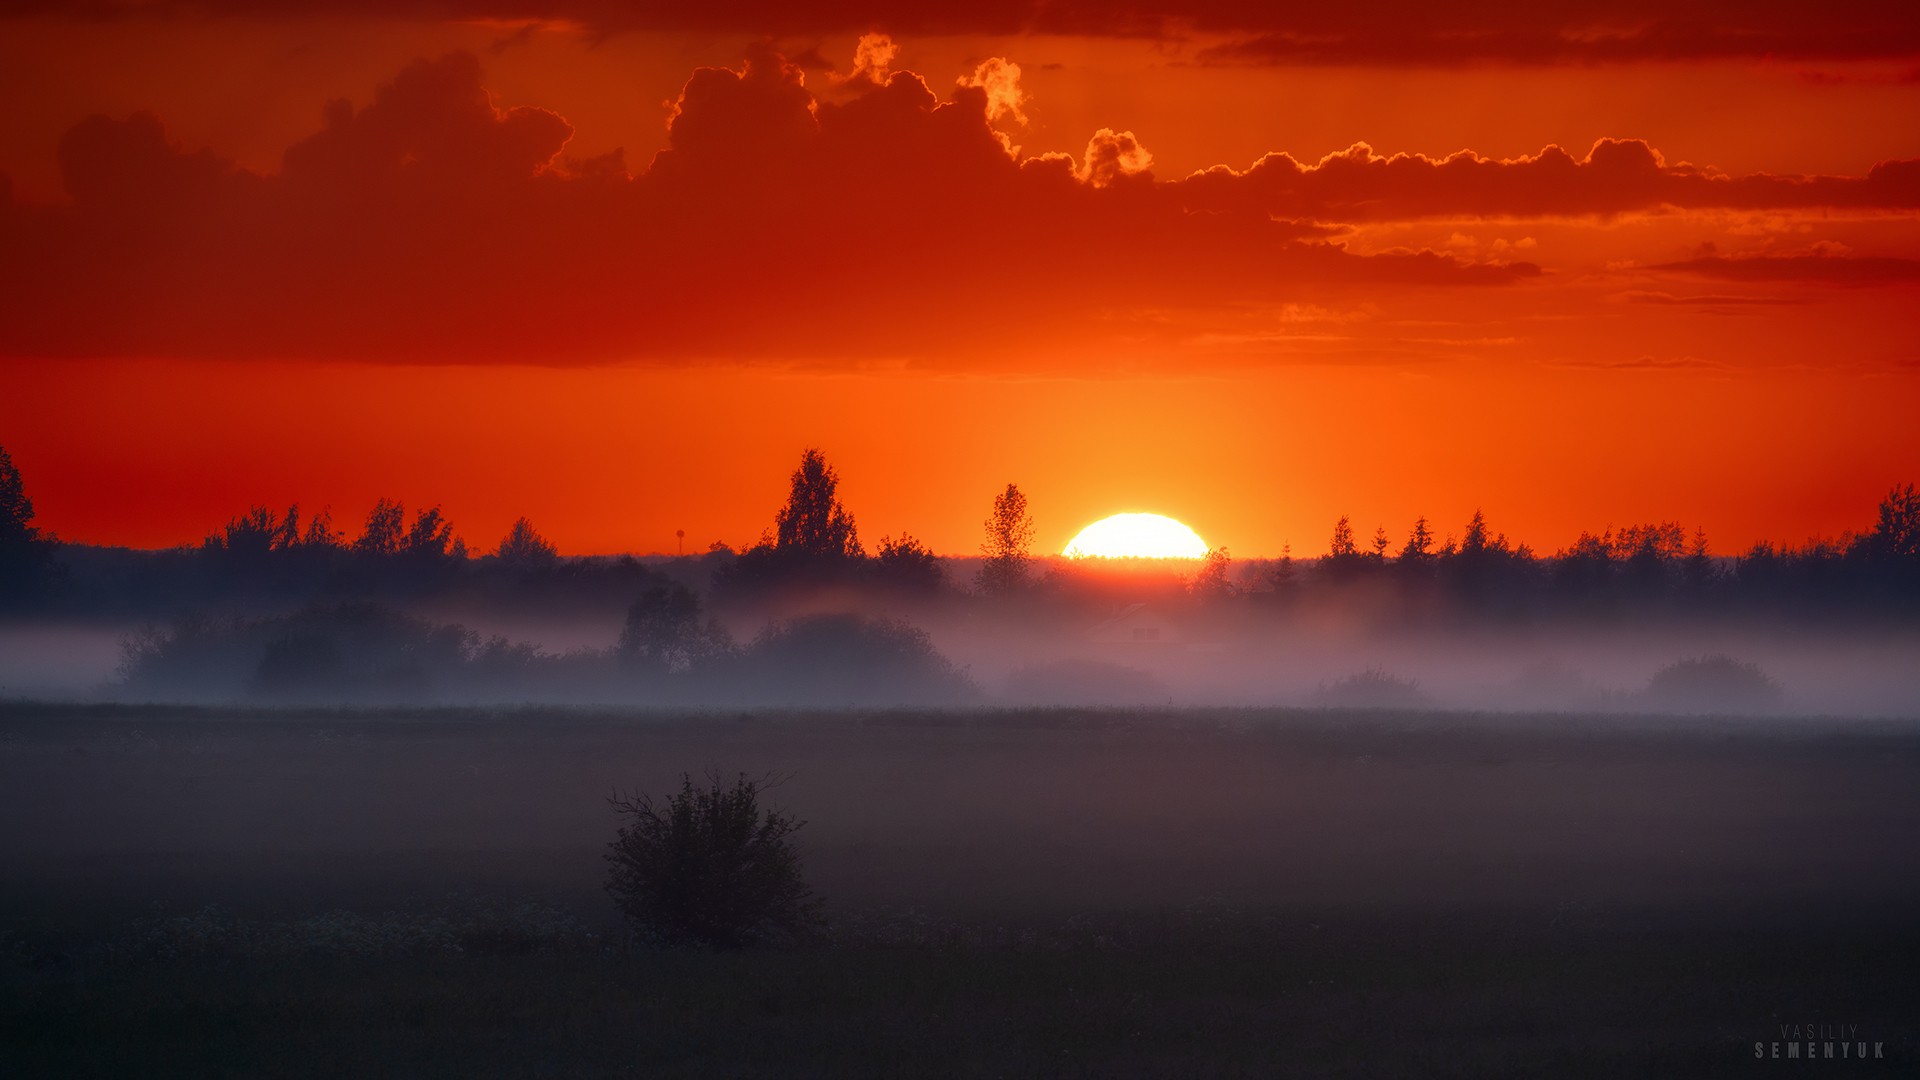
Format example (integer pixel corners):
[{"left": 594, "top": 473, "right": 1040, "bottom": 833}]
[
  {"left": 495, "top": 516, "right": 559, "bottom": 569},
  {"left": 204, "top": 506, "right": 283, "bottom": 559},
  {"left": 1855, "top": 482, "right": 1920, "bottom": 561},
  {"left": 0, "top": 445, "right": 56, "bottom": 605},
  {"left": 1328, "top": 515, "right": 1358, "bottom": 558},
  {"left": 355, "top": 499, "right": 406, "bottom": 555},
  {"left": 1460, "top": 509, "right": 1490, "bottom": 555},
  {"left": 1265, "top": 544, "right": 1298, "bottom": 601},
  {"left": 740, "top": 614, "right": 973, "bottom": 704},
  {"left": 872, "top": 533, "right": 945, "bottom": 594},
  {"left": 604, "top": 772, "right": 819, "bottom": 949},
  {"left": 1191, "top": 546, "right": 1233, "bottom": 597},
  {"left": 617, "top": 584, "right": 733, "bottom": 676},
  {"left": 713, "top": 450, "right": 867, "bottom": 601},
  {"left": 774, "top": 449, "right": 861, "bottom": 559},
  {"left": 1321, "top": 515, "right": 1368, "bottom": 583},
  {"left": 403, "top": 506, "right": 462, "bottom": 560},
  {"left": 0, "top": 447, "right": 36, "bottom": 546},
  {"left": 1399, "top": 516, "right": 1435, "bottom": 562},
  {"left": 303, "top": 508, "right": 343, "bottom": 549},
  {"left": 1369, "top": 526, "right": 1391, "bottom": 563},
  {"left": 977, "top": 483, "right": 1035, "bottom": 596}
]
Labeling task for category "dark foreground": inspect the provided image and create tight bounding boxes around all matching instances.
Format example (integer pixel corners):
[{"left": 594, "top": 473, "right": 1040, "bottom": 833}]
[{"left": 2, "top": 702, "right": 1916, "bottom": 1077}]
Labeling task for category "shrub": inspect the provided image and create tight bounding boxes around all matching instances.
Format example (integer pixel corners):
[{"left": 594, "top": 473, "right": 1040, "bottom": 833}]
[
  {"left": 737, "top": 613, "right": 974, "bottom": 705},
  {"left": 604, "top": 772, "right": 819, "bottom": 948},
  {"left": 1312, "top": 666, "right": 1430, "bottom": 708},
  {"left": 1644, "top": 654, "right": 1783, "bottom": 712}
]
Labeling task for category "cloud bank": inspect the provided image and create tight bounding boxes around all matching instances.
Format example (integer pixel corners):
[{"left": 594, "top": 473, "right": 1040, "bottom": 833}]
[{"left": 0, "top": 42, "right": 1914, "bottom": 364}]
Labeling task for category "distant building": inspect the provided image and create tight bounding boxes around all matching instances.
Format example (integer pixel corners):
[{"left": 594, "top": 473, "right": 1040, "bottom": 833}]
[{"left": 1085, "top": 603, "right": 1183, "bottom": 646}]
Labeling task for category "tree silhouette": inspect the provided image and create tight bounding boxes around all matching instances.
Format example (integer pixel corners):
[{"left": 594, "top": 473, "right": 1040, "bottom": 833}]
[
  {"left": 355, "top": 499, "right": 406, "bottom": 555},
  {"left": 1400, "top": 516, "right": 1435, "bottom": 562},
  {"left": 403, "top": 506, "right": 460, "bottom": 559},
  {"left": 978, "top": 483, "right": 1035, "bottom": 596},
  {"left": 0, "top": 445, "right": 56, "bottom": 605},
  {"left": 873, "top": 533, "right": 945, "bottom": 594},
  {"left": 1859, "top": 482, "right": 1920, "bottom": 560},
  {"left": 1328, "top": 515, "right": 1358, "bottom": 558},
  {"left": 495, "top": 516, "right": 558, "bottom": 569},
  {"left": 617, "top": 584, "right": 733, "bottom": 676},
  {"left": 773, "top": 449, "right": 861, "bottom": 559},
  {"left": 1191, "top": 546, "right": 1234, "bottom": 597}
]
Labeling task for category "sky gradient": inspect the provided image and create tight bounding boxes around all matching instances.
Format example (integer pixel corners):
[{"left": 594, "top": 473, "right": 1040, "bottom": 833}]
[{"left": 3, "top": 4, "right": 1917, "bottom": 556}]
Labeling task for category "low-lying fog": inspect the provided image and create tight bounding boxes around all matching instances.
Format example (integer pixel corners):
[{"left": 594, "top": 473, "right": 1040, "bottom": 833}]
[{"left": 4, "top": 606, "right": 1915, "bottom": 717}]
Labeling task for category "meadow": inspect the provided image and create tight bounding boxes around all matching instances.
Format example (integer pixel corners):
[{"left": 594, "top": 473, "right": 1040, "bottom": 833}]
[{"left": 2, "top": 702, "right": 1915, "bottom": 1076}]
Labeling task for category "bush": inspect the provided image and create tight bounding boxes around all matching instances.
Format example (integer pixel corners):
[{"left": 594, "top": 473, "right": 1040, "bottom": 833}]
[
  {"left": 1644, "top": 654, "right": 1783, "bottom": 712},
  {"left": 737, "top": 613, "right": 974, "bottom": 705},
  {"left": 1312, "top": 666, "right": 1430, "bottom": 708},
  {"left": 604, "top": 772, "right": 819, "bottom": 948}
]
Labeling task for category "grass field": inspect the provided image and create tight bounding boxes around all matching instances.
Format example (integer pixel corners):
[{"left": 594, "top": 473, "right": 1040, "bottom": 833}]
[{"left": 2, "top": 702, "right": 1916, "bottom": 1076}]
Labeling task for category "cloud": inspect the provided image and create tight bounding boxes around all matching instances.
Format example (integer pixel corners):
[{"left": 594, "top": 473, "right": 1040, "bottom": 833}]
[
  {"left": 1622, "top": 291, "right": 1804, "bottom": 307},
  {"left": 1194, "top": 19, "right": 1920, "bottom": 67},
  {"left": 1173, "top": 140, "right": 1920, "bottom": 222},
  {"left": 13, "top": 1, "right": 1920, "bottom": 65},
  {"left": 959, "top": 57, "right": 1027, "bottom": 125},
  {"left": 1077, "top": 129, "right": 1152, "bottom": 187},
  {"left": 1650, "top": 253, "right": 1920, "bottom": 284},
  {"left": 0, "top": 48, "right": 1541, "bottom": 365}
]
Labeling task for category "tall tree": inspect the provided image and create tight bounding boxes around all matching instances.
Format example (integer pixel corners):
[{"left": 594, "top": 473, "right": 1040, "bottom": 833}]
[
  {"left": 1369, "top": 526, "right": 1391, "bottom": 562},
  {"left": 495, "top": 516, "right": 558, "bottom": 569},
  {"left": 0, "top": 447, "right": 35, "bottom": 548},
  {"left": 355, "top": 499, "right": 406, "bottom": 555},
  {"left": 1191, "top": 546, "right": 1234, "bottom": 597},
  {"left": 0, "top": 446, "right": 56, "bottom": 605},
  {"left": 978, "top": 483, "right": 1035, "bottom": 596},
  {"left": 773, "top": 449, "right": 862, "bottom": 559},
  {"left": 1328, "top": 515, "right": 1358, "bottom": 558},
  {"left": 1400, "top": 516, "right": 1435, "bottom": 561}
]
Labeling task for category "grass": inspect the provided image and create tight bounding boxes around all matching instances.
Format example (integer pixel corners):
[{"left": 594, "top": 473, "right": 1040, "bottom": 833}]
[
  {"left": 5, "top": 908, "right": 1915, "bottom": 1078},
  {"left": 2, "top": 700, "right": 1916, "bottom": 1076}
]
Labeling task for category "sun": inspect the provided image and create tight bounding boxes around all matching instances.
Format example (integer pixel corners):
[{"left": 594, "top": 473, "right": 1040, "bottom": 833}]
[{"left": 1063, "top": 513, "right": 1209, "bottom": 559}]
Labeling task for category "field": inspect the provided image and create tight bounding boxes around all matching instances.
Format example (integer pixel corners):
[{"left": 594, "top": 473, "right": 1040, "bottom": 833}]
[{"left": 3, "top": 702, "right": 1916, "bottom": 1076}]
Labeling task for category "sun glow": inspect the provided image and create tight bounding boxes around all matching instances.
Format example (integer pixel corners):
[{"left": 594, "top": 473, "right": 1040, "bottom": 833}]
[{"left": 1062, "top": 513, "right": 1209, "bottom": 559}]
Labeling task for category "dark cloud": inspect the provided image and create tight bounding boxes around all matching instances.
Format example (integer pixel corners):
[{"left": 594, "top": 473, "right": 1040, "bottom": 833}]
[
  {"left": 1622, "top": 291, "right": 1804, "bottom": 307},
  {"left": 1173, "top": 140, "right": 1920, "bottom": 222},
  {"left": 0, "top": 49, "right": 1540, "bottom": 364},
  {"left": 11, "top": 1, "right": 1920, "bottom": 64},
  {"left": 1651, "top": 253, "right": 1920, "bottom": 284}
]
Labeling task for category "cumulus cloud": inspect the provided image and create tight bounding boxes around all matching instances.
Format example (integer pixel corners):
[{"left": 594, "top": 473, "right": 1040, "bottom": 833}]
[
  {"left": 959, "top": 57, "right": 1027, "bottom": 125},
  {"left": 1173, "top": 140, "right": 1920, "bottom": 221},
  {"left": 1078, "top": 129, "right": 1152, "bottom": 187},
  {"left": 0, "top": 46, "right": 1551, "bottom": 364}
]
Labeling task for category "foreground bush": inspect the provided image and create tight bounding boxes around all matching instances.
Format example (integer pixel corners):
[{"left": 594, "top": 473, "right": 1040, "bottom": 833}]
[{"left": 605, "top": 772, "right": 819, "bottom": 948}]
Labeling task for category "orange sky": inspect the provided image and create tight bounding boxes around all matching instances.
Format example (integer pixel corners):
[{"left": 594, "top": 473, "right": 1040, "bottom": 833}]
[{"left": 2, "top": 5, "right": 1918, "bottom": 557}]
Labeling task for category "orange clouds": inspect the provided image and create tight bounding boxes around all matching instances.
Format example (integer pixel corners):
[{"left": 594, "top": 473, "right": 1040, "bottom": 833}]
[
  {"left": 0, "top": 45, "right": 1561, "bottom": 365},
  {"left": 1175, "top": 140, "right": 1920, "bottom": 222}
]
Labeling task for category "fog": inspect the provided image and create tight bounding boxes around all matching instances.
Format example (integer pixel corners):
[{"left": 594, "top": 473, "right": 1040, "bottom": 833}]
[{"left": 5, "top": 602, "right": 1914, "bottom": 719}]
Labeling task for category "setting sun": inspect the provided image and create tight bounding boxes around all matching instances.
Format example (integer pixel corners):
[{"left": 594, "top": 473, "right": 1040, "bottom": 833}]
[{"left": 1062, "top": 513, "right": 1209, "bottom": 559}]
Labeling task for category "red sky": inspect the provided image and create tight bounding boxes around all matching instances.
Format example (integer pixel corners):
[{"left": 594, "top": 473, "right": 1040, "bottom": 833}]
[{"left": 3, "top": 4, "right": 1918, "bottom": 556}]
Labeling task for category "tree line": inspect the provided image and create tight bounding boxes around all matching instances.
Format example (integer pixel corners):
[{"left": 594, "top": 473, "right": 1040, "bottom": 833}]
[{"left": 1, "top": 443, "right": 1916, "bottom": 622}]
